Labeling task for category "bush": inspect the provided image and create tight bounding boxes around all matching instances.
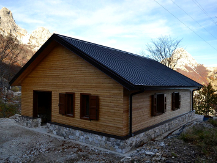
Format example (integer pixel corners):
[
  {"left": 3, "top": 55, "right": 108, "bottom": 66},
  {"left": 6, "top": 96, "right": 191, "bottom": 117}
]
[
  {"left": 0, "top": 100, "right": 20, "bottom": 118},
  {"left": 11, "top": 86, "right": 20, "bottom": 92}
]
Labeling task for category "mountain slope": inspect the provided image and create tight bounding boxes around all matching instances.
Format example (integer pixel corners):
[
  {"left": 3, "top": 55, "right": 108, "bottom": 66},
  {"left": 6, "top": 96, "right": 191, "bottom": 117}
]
[
  {"left": 0, "top": 7, "right": 28, "bottom": 38},
  {"left": 207, "top": 67, "right": 217, "bottom": 89},
  {"left": 0, "top": 7, "right": 51, "bottom": 51},
  {"left": 173, "top": 48, "right": 217, "bottom": 89}
]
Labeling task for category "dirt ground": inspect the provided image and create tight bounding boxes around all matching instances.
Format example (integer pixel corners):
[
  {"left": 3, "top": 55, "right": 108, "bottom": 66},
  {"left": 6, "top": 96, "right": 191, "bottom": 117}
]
[
  {"left": 0, "top": 118, "right": 124, "bottom": 162},
  {"left": 0, "top": 117, "right": 216, "bottom": 163}
]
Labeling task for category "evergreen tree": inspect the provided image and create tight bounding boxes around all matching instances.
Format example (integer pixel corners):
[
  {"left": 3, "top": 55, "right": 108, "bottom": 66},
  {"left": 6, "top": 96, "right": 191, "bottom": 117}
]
[{"left": 194, "top": 83, "right": 217, "bottom": 116}]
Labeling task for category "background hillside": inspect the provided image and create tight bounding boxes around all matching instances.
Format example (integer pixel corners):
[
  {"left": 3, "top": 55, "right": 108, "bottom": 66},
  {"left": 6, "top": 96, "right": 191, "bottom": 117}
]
[
  {"left": 0, "top": 7, "right": 52, "bottom": 84},
  {"left": 0, "top": 7, "right": 51, "bottom": 53},
  {"left": 172, "top": 48, "right": 217, "bottom": 90}
]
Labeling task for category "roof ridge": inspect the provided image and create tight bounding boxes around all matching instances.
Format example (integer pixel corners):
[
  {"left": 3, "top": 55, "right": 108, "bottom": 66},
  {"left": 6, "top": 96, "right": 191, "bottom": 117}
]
[
  {"left": 55, "top": 33, "right": 153, "bottom": 61},
  {"left": 10, "top": 33, "right": 203, "bottom": 89},
  {"left": 54, "top": 33, "right": 202, "bottom": 88}
]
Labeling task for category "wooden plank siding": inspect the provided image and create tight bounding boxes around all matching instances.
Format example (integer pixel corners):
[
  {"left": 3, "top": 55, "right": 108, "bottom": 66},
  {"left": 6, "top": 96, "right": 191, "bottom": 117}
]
[
  {"left": 19, "top": 43, "right": 193, "bottom": 137},
  {"left": 21, "top": 44, "right": 126, "bottom": 136},
  {"left": 12, "top": 41, "right": 58, "bottom": 86},
  {"left": 125, "top": 89, "right": 191, "bottom": 133}
]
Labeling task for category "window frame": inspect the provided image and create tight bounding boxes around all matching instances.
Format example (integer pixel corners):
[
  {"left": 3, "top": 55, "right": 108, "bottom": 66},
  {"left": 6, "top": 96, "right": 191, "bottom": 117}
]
[
  {"left": 152, "top": 93, "right": 167, "bottom": 116},
  {"left": 59, "top": 92, "right": 75, "bottom": 117},
  {"left": 80, "top": 93, "right": 99, "bottom": 121},
  {"left": 172, "top": 92, "right": 181, "bottom": 111},
  {"left": 80, "top": 93, "right": 91, "bottom": 120},
  {"left": 65, "top": 92, "right": 75, "bottom": 117}
]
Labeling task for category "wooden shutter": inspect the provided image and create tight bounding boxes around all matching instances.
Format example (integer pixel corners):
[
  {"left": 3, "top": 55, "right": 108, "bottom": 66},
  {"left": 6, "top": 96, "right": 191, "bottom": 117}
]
[
  {"left": 89, "top": 96, "right": 99, "bottom": 120},
  {"left": 172, "top": 92, "right": 175, "bottom": 110},
  {"left": 80, "top": 94, "right": 84, "bottom": 118},
  {"left": 151, "top": 94, "right": 157, "bottom": 116},
  {"left": 164, "top": 94, "right": 167, "bottom": 113},
  {"left": 59, "top": 93, "right": 66, "bottom": 115},
  {"left": 33, "top": 91, "right": 38, "bottom": 117}
]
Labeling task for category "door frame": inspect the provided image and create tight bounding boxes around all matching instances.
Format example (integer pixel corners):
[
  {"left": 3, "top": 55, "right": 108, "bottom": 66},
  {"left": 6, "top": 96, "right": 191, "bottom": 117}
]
[{"left": 33, "top": 90, "right": 52, "bottom": 122}]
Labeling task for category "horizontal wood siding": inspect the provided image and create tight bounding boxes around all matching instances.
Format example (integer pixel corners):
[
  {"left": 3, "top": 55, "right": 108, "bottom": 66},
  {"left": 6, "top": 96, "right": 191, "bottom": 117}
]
[
  {"left": 125, "top": 90, "right": 191, "bottom": 133},
  {"left": 11, "top": 41, "right": 58, "bottom": 86},
  {"left": 123, "top": 88, "right": 130, "bottom": 136},
  {"left": 21, "top": 45, "right": 125, "bottom": 136}
]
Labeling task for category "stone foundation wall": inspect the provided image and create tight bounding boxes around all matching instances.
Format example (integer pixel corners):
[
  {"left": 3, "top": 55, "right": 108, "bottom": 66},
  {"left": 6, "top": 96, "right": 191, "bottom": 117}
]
[
  {"left": 14, "top": 115, "right": 41, "bottom": 128},
  {"left": 13, "top": 111, "right": 195, "bottom": 153},
  {"left": 46, "top": 111, "right": 195, "bottom": 153}
]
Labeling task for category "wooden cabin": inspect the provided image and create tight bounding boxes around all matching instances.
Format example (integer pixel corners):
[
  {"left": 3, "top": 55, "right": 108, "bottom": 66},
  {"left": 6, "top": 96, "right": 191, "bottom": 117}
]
[{"left": 10, "top": 34, "right": 202, "bottom": 138}]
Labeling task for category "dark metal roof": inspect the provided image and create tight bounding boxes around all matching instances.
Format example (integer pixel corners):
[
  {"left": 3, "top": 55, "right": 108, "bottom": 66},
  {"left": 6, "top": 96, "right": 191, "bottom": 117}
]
[
  {"left": 10, "top": 33, "right": 203, "bottom": 90},
  {"left": 55, "top": 34, "right": 202, "bottom": 89}
]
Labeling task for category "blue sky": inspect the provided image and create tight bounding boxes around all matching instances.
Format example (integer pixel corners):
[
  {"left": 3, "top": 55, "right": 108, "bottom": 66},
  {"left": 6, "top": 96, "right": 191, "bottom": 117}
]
[{"left": 1, "top": 0, "right": 217, "bottom": 67}]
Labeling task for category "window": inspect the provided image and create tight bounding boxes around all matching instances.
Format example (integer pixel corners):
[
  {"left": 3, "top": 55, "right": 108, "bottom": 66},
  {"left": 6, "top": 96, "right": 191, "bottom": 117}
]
[
  {"left": 59, "top": 92, "right": 75, "bottom": 117},
  {"left": 80, "top": 93, "right": 99, "bottom": 120},
  {"left": 172, "top": 92, "right": 181, "bottom": 110},
  {"left": 152, "top": 93, "right": 166, "bottom": 116},
  {"left": 81, "top": 94, "right": 90, "bottom": 117}
]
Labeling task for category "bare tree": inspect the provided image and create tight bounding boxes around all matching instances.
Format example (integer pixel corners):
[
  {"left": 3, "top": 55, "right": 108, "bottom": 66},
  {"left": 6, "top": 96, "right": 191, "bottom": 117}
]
[
  {"left": 0, "top": 34, "right": 24, "bottom": 117},
  {"left": 145, "top": 36, "right": 182, "bottom": 69},
  {"left": 0, "top": 33, "right": 23, "bottom": 90}
]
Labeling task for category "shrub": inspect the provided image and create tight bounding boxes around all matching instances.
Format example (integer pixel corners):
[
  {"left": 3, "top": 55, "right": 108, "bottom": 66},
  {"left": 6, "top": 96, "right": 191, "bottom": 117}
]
[
  {"left": 11, "top": 86, "right": 20, "bottom": 92},
  {"left": 0, "top": 100, "right": 20, "bottom": 118}
]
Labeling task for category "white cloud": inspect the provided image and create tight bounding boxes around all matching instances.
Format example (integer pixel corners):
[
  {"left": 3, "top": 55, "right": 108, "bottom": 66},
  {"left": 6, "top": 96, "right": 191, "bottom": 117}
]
[
  {"left": 15, "top": 13, "right": 44, "bottom": 24},
  {"left": 1, "top": 0, "right": 216, "bottom": 66},
  {"left": 206, "top": 64, "right": 217, "bottom": 67}
]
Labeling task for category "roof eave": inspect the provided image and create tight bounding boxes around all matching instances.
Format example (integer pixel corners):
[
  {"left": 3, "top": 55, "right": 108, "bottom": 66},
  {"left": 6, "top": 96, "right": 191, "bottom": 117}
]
[{"left": 141, "top": 85, "right": 202, "bottom": 90}]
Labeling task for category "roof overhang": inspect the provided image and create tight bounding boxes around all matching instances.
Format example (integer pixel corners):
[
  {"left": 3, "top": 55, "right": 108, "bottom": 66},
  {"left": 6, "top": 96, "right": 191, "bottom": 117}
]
[{"left": 142, "top": 86, "right": 202, "bottom": 91}]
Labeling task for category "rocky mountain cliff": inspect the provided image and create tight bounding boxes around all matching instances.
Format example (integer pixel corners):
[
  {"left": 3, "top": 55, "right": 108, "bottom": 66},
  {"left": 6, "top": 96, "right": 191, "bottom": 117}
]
[
  {"left": 0, "top": 7, "right": 27, "bottom": 38},
  {"left": 173, "top": 48, "right": 199, "bottom": 71},
  {"left": 1, "top": 7, "right": 216, "bottom": 89},
  {"left": 0, "top": 7, "right": 51, "bottom": 51},
  {"left": 173, "top": 48, "right": 217, "bottom": 90},
  {"left": 24, "top": 27, "right": 51, "bottom": 51}
]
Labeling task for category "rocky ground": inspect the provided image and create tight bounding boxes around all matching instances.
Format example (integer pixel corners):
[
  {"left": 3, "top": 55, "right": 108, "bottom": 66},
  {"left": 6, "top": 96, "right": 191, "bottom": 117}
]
[
  {"left": 0, "top": 117, "right": 216, "bottom": 163},
  {"left": 0, "top": 118, "right": 123, "bottom": 162}
]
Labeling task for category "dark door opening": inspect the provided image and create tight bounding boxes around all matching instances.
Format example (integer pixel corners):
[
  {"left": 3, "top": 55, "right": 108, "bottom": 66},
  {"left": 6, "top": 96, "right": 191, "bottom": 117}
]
[{"left": 33, "top": 91, "right": 52, "bottom": 124}]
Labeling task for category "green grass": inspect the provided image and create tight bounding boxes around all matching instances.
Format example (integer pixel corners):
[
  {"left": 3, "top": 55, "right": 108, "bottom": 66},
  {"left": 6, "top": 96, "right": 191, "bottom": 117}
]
[
  {"left": 171, "top": 152, "right": 178, "bottom": 157},
  {"left": 208, "top": 118, "right": 217, "bottom": 127},
  {"left": 179, "top": 123, "right": 217, "bottom": 156}
]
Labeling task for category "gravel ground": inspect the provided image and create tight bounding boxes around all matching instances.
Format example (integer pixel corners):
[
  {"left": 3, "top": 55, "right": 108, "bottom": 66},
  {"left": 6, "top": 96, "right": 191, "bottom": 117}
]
[
  {"left": 0, "top": 118, "right": 124, "bottom": 162},
  {"left": 0, "top": 118, "right": 216, "bottom": 163}
]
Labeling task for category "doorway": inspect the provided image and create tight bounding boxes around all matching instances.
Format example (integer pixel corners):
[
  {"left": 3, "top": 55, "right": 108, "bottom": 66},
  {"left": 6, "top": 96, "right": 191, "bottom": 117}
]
[{"left": 33, "top": 91, "right": 52, "bottom": 124}]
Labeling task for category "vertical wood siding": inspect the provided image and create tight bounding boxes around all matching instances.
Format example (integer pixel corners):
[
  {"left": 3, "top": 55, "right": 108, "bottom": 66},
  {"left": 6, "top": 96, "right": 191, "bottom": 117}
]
[{"left": 21, "top": 45, "right": 125, "bottom": 136}]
